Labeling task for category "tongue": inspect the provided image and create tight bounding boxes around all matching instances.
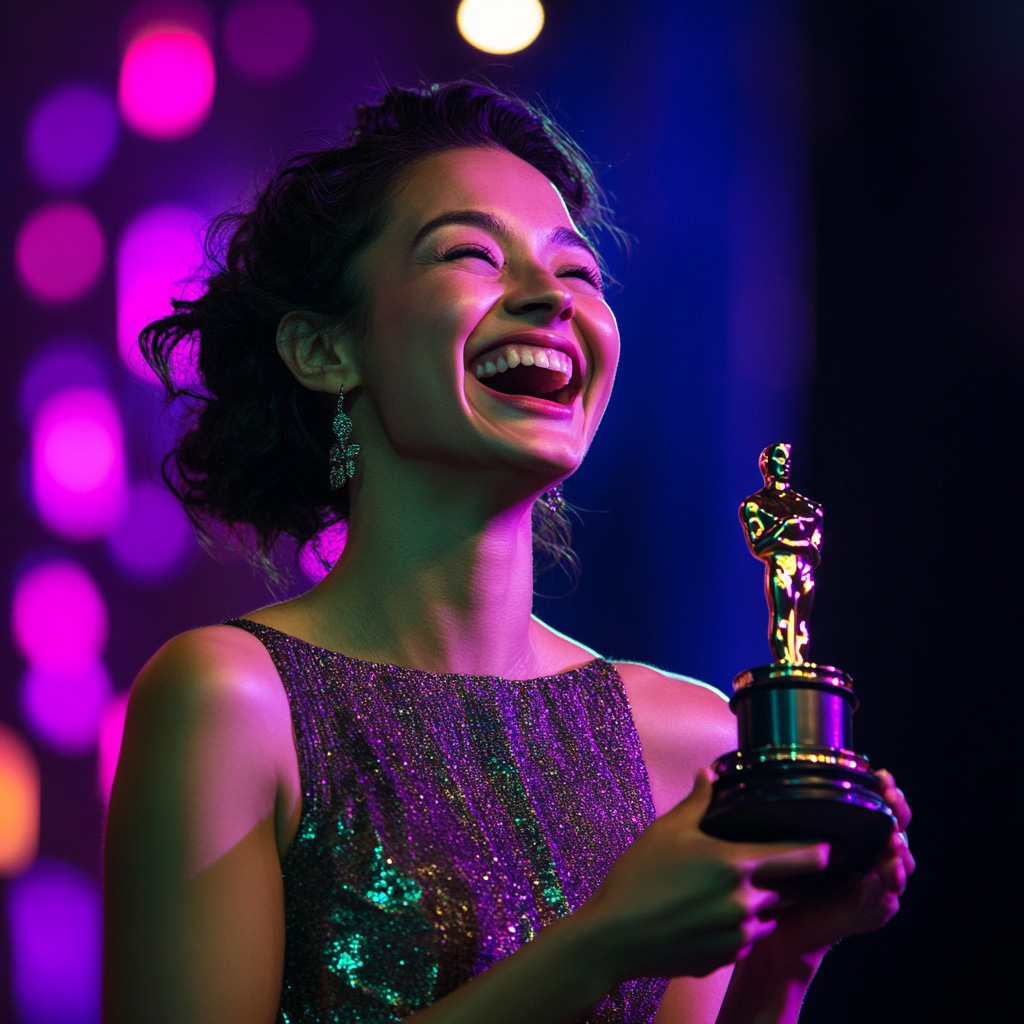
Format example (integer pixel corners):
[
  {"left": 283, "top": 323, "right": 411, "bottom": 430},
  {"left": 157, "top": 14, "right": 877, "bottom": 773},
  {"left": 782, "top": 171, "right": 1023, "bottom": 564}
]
[{"left": 479, "top": 363, "right": 569, "bottom": 398}]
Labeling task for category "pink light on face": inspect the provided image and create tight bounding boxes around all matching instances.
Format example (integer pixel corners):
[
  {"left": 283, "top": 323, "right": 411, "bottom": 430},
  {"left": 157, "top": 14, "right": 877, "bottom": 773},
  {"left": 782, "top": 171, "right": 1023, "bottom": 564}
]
[
  {"left": 31, "top": 387, "right": 127, "bottom": 540},
  {"left": 117, "top": 205, "right": 203, "bottom": 382},
  {"left": 21, "top": 662, "right": 113, "bottom": 756},
  {"left": 109, "top": 479, "right": 193, "bottom": 581},
  {"left": 119, "top": 25, "right": 215, "bottom": 139},
  {"left": 7, "top": 860, "right": 101, "bottom": 1024},
  {"left": 15, "top": 202, "right": 106, "bottom": 304},
  {"left": 224, "top": 0, "right": 315, "bottom": 81},
  {"left": 0, "top": 725, "right": 40, "bottom": 877},
  {"left": 26, "top": 82, "right": 119, "bottom": 191},
  {"left": 12, "top": 559, "right": 108, "bottom": 675},
  {"left": 98, "top": 692, "right": 129, "bottom": 804}
]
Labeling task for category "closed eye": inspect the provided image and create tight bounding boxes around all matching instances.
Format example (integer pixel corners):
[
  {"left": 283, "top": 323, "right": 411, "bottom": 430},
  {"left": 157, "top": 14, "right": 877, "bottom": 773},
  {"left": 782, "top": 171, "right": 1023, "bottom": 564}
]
[
  {"left": 437, "top": 243, "right": 501, "bottom": 268},
  {"left": 559, "top": 264, "right": 603, "bottom": 291}
]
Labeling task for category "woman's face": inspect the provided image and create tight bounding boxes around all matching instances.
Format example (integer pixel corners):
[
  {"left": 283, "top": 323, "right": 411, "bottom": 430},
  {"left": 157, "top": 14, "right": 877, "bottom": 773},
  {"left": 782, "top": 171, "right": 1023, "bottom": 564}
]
[{"left": 349, "top": 146, "right": 619, "bottom": 496}]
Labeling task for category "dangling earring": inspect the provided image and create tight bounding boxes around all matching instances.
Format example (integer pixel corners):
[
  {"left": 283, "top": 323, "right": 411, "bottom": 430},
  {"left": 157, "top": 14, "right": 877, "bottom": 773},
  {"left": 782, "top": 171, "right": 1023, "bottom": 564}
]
[
  {"left": 329, "top": 387, "right": 360, "bottom": 490},
  {"left": 542, "top": 483, "right": 566, "bottom": 514}
]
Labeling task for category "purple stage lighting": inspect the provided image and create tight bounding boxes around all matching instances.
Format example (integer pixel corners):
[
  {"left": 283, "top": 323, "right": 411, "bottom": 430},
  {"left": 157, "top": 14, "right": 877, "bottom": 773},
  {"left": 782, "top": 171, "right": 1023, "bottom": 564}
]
[
  {"left": 108, "top": 479, "right": 193, "bottom": 582},
  {"left": 18, "top": 338, "right": 110, "bottom": 429},
  {"left": 98, "top": 693, "right": 129, "bottom": 805},
  {"left": 30, "top": 387, "right": 127, "bottom": 540},
  {"left": 15, "top": 202, "right": 106, "bottom": 305},
  {"left": 20, "top": 662, "right": 113, "bottom": 756},
  {"left": 7, "top": 859, "right": 101, "bottom": 1024},
  {"left": 26, "top": 82, "right": 119, "bottom": 191},
  {"left": 12, "top": 559, "right": 109, "bottom": 676},
  {"left": 119, "top": 18, "right": 215, "bottom": 140},
  {"left": 117, "top": 204, "right": 204, "bottom": 382},
  {"left": 224, "top": 0, "right": 315, "bottom": 82}
]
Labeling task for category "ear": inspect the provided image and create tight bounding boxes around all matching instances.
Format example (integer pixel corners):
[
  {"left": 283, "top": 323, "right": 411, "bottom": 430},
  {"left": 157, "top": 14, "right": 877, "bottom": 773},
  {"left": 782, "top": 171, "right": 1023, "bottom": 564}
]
[{"left": 275, "top": 311, "right": 362, "bottom": 394}]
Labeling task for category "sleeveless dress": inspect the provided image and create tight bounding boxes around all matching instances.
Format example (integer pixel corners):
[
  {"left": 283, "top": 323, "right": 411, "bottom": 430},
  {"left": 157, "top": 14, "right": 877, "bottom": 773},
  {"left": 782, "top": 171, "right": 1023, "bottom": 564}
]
[{"left": 226, "top": 619, "right": 668, "bottom": 1024}]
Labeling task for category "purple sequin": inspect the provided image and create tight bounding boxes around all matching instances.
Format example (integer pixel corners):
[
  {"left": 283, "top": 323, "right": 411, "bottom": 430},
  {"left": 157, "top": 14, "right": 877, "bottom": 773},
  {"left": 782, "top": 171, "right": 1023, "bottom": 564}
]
[{"left": 227, "top": 619, "right": 668, "bottom": 1023}]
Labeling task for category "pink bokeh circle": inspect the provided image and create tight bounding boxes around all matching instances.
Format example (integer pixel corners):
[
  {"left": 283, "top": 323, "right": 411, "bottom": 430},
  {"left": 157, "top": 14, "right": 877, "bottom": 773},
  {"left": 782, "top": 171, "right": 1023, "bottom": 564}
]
[
  {"left": 15, "top": 203, "right": 106, "bottom": 304},
  {"left": 30, "top": 387, "right": 127, "bottom": 540},
  {"left": 119, "top": 27, "right": 215, "bottom": 140},
  {"left": 11, "top": 559, "right": 109, "bottom": 675}
]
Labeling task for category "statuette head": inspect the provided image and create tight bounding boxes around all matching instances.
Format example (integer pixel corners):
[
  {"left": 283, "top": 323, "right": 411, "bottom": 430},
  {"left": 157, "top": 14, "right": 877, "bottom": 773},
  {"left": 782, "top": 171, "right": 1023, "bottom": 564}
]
[{"left": 759, "top": 443, "right": 791, "bottom": 489}]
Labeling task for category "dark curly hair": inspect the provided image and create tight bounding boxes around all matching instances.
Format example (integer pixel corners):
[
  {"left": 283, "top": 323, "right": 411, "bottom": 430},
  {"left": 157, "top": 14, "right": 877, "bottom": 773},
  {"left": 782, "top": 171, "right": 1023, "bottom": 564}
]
[{"left": 141, "top": 80, "right": 617, "bottom": 581}]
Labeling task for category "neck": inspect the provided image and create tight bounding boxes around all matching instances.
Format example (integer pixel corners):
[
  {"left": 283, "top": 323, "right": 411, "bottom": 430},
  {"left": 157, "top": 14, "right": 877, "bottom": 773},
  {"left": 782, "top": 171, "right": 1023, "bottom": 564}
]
[{"left": 294, "top": 467, "right": 546, "bottom": 678}]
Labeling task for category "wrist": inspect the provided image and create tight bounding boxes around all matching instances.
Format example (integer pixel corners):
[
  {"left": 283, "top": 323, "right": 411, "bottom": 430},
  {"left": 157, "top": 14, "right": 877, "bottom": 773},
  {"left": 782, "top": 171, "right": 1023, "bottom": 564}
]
[
  {"left": 718, "top": 942, "right": 826, "bottom": 1024},
  {"left": 551, "top": 904, "right": 625, "bottom": 1001}
]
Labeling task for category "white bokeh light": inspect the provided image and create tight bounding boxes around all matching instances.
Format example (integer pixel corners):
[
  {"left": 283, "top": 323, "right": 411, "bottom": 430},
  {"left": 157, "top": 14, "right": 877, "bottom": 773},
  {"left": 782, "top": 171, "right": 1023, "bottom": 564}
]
[{"left": 457, "top": 0, "right": 544, "bottom": 55}]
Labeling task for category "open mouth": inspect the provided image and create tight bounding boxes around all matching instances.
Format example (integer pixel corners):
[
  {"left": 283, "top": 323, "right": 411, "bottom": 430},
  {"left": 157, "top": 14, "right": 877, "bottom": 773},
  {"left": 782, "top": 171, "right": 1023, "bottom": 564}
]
[{"left": 469, "top": 343, "right": 580, "bottom": 405}]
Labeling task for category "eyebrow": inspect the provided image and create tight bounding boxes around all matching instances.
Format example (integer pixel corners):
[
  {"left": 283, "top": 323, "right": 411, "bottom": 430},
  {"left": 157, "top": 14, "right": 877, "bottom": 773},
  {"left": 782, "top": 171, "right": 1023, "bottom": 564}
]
[{"left": 411, "top": 209, "right": 599, "bottom": 263}]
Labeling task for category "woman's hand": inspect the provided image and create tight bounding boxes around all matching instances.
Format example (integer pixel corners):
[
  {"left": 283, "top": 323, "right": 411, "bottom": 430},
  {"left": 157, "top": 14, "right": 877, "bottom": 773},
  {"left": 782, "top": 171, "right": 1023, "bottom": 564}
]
[
  {"left": 575, "top": 769, "right": 830, "bottom": 984},
  {"left": 754, "top": 769, "right": 915, "bottom": 960}
]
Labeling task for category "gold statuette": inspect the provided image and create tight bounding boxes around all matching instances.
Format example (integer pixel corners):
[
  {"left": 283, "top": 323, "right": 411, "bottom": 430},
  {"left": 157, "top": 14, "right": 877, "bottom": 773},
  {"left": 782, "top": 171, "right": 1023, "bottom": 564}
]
[{"left": 701, "top": 444, "right": 895, "bottom": 866}]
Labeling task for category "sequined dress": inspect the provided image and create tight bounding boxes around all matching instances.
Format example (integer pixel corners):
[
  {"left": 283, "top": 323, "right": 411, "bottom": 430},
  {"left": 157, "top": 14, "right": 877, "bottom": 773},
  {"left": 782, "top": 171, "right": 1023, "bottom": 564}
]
[{"left": 226, "top": 619, "right": 668, "bottom": 1024}]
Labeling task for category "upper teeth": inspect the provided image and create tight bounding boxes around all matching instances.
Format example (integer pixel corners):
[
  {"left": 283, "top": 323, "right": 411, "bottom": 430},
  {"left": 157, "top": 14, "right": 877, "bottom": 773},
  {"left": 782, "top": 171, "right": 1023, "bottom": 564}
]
[{"left": 472, "top": 344, "right": 572, "bottom": 382}]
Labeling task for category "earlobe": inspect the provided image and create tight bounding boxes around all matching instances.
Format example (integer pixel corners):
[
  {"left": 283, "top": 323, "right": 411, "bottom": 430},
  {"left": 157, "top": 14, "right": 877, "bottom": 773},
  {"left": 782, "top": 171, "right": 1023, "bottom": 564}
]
[{"left": 275, "top": 311, "right": 361, "bottom": 394}]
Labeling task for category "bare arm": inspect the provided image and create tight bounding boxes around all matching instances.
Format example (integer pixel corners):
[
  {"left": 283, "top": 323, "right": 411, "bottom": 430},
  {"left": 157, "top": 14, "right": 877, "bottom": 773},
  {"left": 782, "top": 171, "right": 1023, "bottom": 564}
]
[
  {"left": 103, "top": 626, "right": 297, "bottom": 1024},
  {"left": 104, "top": 633, "right": 840, "bottom": 1024}
]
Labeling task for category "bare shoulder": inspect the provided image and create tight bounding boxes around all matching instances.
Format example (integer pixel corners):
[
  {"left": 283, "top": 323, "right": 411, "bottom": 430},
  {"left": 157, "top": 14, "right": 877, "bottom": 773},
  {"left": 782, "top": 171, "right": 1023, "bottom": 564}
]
[
  {"left": 106, "top": 625, "right": 297, "bottom": 1022},
  {"left": 613, "top": 661, "right": 737, "bottom": 817},
  {"left": 114, "top": 623, "right": 299, "bottom": 869},
  {"left": 134, "top": 622, "right": 283, "bottom": 698}
]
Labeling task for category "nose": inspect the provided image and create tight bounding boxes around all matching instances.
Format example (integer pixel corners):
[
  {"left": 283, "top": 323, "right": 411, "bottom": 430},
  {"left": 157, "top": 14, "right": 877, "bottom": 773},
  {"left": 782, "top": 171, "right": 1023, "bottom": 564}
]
[{"left": 503, "top": 269, "right": 574, "bottom": 322}]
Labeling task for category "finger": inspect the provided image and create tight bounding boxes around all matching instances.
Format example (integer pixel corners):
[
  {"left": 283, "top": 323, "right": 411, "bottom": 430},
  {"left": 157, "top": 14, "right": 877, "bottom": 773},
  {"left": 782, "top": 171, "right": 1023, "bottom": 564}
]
[
  {"left": 743, "top": 842, "right": 831, "bottom": 882},
  {"left": 876, "top": 769, "right": 912, "bottom": 830},
  {"left": 735, "top": 916, "right": 777, "bottom": 959},
  {"left": 895, "top": 830, "right": 916, "bottom": 878},
  {"left": 744, "top": 882, "right": 782, "bottom": 917},
  {"left": 668, "top": 767, "right": 716, "bottom": 824}
]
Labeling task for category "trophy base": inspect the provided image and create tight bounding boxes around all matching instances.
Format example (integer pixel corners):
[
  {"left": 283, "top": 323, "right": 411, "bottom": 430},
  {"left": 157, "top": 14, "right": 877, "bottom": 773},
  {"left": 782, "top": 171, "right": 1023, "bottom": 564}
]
[{"left": 702, "top": 746, "right": 896, "bottom": 869}]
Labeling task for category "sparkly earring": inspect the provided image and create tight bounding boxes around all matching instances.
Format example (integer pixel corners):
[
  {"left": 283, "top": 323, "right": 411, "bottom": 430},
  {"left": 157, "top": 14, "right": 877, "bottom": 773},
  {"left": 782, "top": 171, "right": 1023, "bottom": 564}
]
[
  {"left": 542, "top": 483, "right": 566, "bottom": 514},
  {"left": 329, "top": 387, "right": 360, "bottom": 490}
]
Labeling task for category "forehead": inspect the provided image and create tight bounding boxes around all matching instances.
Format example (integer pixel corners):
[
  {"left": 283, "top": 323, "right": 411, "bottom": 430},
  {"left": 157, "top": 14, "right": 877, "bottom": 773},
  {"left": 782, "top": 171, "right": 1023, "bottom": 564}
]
[{"left": 384, "top": 146, "right": 577, "bottom": 238}]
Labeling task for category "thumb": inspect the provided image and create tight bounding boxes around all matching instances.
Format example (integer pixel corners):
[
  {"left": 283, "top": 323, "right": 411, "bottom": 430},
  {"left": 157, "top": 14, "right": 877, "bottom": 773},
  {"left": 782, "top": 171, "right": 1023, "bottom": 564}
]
[{"left": 669, "top": 767, "right": 716, "bottom": 823}]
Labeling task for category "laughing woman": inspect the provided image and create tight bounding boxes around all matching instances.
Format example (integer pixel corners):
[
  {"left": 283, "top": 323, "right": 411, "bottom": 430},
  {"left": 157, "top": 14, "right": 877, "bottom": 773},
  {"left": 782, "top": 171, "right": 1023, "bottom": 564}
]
[{"left": 102, "top": 82, "right": 912, "bottom": 1024}]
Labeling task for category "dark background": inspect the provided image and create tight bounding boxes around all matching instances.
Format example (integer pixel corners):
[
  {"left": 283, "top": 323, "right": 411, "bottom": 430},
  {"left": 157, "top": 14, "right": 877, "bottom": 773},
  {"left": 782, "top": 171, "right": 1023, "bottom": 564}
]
[{"left": 2, "top": 1, "right": 1021, "bottom": 1020}]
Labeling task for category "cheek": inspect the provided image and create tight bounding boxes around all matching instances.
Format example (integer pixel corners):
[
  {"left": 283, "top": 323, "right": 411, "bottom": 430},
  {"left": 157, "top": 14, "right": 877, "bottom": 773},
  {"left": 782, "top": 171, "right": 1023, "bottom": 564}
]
[{"left": 365, "top": 282, "right": 490, "bottom": 377}]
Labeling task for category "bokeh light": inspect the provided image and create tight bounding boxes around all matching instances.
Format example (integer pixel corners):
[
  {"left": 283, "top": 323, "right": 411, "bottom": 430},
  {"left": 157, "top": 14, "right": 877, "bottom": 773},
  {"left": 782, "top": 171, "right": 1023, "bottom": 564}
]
[
  {"left": 117, "top": 204, "right": 204, "bottom": 382},
  {"left": 31, "top": 387, "right": 127, "bottom": 540},
  {"left": 108, "top": 479, "right": 193, "bottom": 581},
  {"left": 456, "top": 0, "right": 544, "bottom": 54},
  {"left": 7, "top": 859, "right": 101, "bottom": 1024},
  {"left": 299, "top": 519, "right": 347, "bottom": 582},
  {"left": 119, "top": 22, "right": 215, "bottom": 139},
  {"left": 12, "top": 559, "right": 108, "bottom": 675},
  {"left": 20, "top": 662, "right": 113, "bottom": 756},
  {"left": 18, "top": 338, "right": 109, "bottom": 429},
  {"left": 15, "top": 202, "right": 106, "bottom": 304},
  {"left": 0, "top": 725, "right": 40, "bottom": 877},
  {"left": 98, "top": 692, "right": 129, "bottom": 804},
  {"left": 224, "top": 0, "right": 314, "bottom": 81},
  {"left": 26, "top": 82, "right": 118, "bottom": 191}
]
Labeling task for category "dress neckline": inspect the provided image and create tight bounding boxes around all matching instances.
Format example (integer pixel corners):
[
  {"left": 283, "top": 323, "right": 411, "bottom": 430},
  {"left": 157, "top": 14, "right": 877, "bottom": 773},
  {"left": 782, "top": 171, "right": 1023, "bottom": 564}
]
[{"left": 226, "top": 617, "right": 608, "bottom": 683}]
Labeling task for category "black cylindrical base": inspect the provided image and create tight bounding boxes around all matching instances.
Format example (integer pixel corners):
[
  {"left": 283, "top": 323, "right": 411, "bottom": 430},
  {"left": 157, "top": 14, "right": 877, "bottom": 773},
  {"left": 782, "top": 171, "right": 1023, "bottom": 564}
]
[
  {"left": 701, "top": 747, "right": 896, "bottom": 867},
  {"left": 699, "top": 662, "right": 895, "bottom": 868}
]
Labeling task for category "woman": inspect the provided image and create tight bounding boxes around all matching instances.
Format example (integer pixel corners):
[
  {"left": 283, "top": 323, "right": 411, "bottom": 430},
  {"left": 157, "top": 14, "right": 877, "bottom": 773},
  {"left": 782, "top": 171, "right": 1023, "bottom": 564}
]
[{"left": 103, "top": 81, "right": 912, "bottom": 1024}]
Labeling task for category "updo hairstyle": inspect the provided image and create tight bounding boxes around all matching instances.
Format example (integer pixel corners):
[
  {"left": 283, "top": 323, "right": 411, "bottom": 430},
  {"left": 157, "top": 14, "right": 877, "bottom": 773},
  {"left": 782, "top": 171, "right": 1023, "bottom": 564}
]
[{"left": 141, "top": 80, "right": 615, "bottom": 579}]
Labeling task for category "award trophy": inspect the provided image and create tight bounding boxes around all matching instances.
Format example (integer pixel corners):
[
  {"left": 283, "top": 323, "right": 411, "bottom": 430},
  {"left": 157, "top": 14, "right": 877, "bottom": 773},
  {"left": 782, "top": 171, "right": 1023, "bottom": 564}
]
[{"left": 700, "top": 443, "right": 895, "bottom": 866}]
